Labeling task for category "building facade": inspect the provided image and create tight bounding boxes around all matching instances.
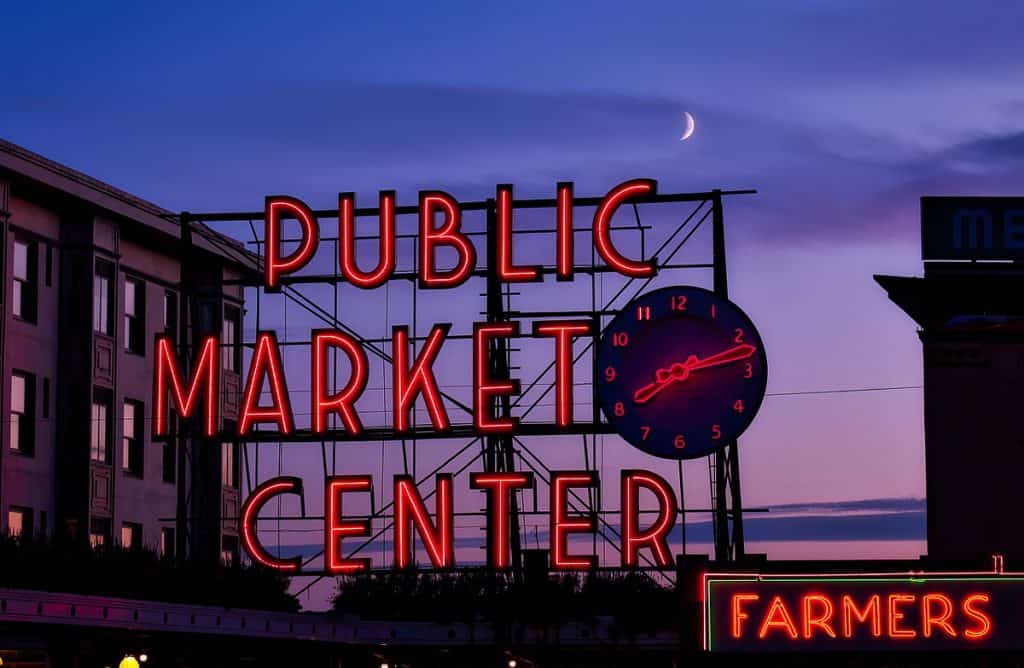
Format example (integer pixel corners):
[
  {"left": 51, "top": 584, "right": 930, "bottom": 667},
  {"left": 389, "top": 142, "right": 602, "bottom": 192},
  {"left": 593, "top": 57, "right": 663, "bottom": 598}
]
[{"left": 0, "top": 139, "right": 252, "bottom": 564}]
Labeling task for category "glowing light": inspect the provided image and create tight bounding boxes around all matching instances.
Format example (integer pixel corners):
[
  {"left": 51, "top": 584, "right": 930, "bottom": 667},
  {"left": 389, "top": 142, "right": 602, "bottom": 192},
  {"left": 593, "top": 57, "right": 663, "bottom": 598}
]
[
  {"left": 593, "top": 179, "right": 656, "bottom": 277},
  {"left": 393, "top": 324, "right": 451, "bottom": 433},
  {"left": 153, "top": 334, "right": 219, "bottom": 437},
  {"left": 265, "top": 196, "right": 319, "bottom": 289},
  {"left": 419, "top": 191, "right": 475, "bottom": 288},
  {"left": 239, "top": 331, "right": 293, "bottom": 435},
  {"left": 338, "top": 191, "right": 396, "bottom": 288}
]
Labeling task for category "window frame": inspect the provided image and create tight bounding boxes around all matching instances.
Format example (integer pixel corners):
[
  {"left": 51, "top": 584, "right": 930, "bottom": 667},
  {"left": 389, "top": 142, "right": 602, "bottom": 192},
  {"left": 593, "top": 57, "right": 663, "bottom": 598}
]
[
  {"left": 10, "top": 370, "right": 35, "bottom": 456},
  {"left": 12, "top": 238, "right": 38, "bottom": 323},
  {"left": 122, "top": 398, "right": 144, "bottom": 477},
  {"left": 90, "top": 389, "right": 113, "bottom": 464},
  {"left": 124, "top": 276, "right": 146, "bottom": 355},
  {"left": 93, "top": 261, "right": 114, "bottom": 336}
]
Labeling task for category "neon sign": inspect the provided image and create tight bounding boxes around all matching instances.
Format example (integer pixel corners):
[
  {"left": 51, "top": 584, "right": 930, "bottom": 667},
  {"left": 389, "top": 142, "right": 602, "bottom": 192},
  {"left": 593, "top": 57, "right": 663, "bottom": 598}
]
[
  {"left": 154, "top": 180, "right": 769, "bottom": 572},
  {"left": 702, "top": 572, "right": 1024, "bottom": 652}
]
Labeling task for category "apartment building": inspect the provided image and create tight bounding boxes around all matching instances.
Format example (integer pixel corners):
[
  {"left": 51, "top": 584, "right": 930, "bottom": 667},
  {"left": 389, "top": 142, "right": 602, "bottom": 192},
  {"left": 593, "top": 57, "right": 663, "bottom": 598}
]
[{"left": 0, "top": 139, "right": 254, "bottom": 564}]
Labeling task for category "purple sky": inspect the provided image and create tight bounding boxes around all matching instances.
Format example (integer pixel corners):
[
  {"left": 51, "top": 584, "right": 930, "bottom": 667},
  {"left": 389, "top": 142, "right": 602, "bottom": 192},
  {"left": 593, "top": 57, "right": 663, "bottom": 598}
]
[{"left": 5, "top": 2, "right": 1024, "bottom": 564}]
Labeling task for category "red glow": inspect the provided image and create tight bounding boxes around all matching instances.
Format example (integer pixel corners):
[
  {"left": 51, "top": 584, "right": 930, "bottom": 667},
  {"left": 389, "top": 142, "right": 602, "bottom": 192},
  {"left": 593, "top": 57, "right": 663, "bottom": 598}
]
[
  {"left": 758, "top": 596, "right": 799, "bottom": 640},
  {"left": 239, "top": 332, "right": 293, "bottom": 435},
  {"left": 496, "top": 184, "right": 540, "bottom": 281},
  {"left": 265, "top": 196, "right": 319, "bottom": 289},
  {"left": 556, "top": 182, "right": 574, "bottom": 281},
  {"left": 732, "top": 594, "right": 759, "bottom": 639},
  {"left": 153, "top": 334, "right": 219, "bottom": 438},
  {"left": 620, "top": 470, "right": 677, "bottom": 568},
  {"left": 470, "top": 472, "right": 534, "bottom": 569},
  {"left": 394, "top": 474, "right": 454, "bottom": 569},
  {"left": 922, "top": 593, "right": 957, "bottom": 638},
  {"left": 841, "top": 594, "right": 882, "bottom": 638},
  {"left": 325, "top": 475, "right": 372, "bottom": 574},
  {"left": 240, "top": 477, "right": 303, "bottom": 572},
  {"left": 550, "top": 471, "right": 598, "bottom": 570},
  {"left": 311, "top": 329, "right": 368, "bottom": 435},
  {"left": 888, "top": 594, "right": 917, "bottom": 639},
  {"left": 593, "top": 179, "right": 656, "bottom": 278},
  {"left": 963, "top": 594, "right": 993, "bottom": 639},
  {"left": 802, "top": 594, "right": 836, "bottom": 639},
  {"left": 532, "top": 321, "right": 591, "bottom": 427},
  {"left": 419, "top": 191, "right": 475, "bottom": 288},
  {"left": 338, "top": 191, "right": 396, "bottom": 288},
  {"left": 473, "top": 322, "right": 520, "bottom": 433},
  {"left": 393, "top": 324, "right": 451, "bottom": 433}
]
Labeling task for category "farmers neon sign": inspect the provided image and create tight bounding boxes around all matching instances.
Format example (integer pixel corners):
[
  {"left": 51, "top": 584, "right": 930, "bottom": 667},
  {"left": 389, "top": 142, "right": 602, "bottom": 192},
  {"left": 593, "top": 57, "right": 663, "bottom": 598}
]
[{"left": 702, "top": 572, "right": 1024, "bottom": 652}]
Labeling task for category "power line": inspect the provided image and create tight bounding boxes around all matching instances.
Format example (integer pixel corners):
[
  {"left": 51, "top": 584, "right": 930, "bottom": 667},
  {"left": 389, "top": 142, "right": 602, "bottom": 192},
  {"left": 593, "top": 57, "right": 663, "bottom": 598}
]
[{"left": 767, "top": 385, "right": 921, "bottom": 398}]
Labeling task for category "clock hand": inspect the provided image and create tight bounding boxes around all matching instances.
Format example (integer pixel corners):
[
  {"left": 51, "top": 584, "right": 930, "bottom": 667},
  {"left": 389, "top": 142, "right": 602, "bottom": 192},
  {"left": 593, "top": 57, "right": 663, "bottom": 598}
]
[{"left": 631, "top": 344, "right": 756, "bottom": 405}]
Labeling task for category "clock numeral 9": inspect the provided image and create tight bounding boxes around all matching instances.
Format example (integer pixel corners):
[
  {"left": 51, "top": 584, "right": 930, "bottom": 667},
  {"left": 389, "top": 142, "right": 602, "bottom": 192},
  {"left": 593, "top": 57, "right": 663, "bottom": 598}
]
[
  {"left": 604, "top": 366, "right": 617, "bottom": 382},
  {"left": 612, "top": 332, "right": 629, "bottom": 347},
  {"left": 712, "top": 424, "right": 722, "bottom": 440},
  {"left": 614, "top": 402, "right": 625, "bottom": 417},
  {"left": 670, "top": 295, "right": 687, "bottom": 311},
  {"left": 674, "top": 434, "right": 686, "bottom": 450}
]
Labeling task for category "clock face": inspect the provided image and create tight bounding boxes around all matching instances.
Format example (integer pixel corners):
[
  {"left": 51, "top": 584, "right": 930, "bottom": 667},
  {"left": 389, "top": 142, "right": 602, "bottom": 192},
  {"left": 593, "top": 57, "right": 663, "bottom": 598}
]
[{"left": 596, "top": 286, "right": 767, "bottom": 460}]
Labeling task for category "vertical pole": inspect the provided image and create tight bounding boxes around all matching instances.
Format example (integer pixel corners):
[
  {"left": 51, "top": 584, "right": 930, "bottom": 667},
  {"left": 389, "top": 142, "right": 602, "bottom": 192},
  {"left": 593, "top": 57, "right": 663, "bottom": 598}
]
[
  {"left": 175, "top": 212, "right": 191, "bottom": 564},
  {"left": 710, "top": 191, "right": 745, "bottom": 561},
  {"left": 484, "top": 201, "right": 523, "bottom": 578}
]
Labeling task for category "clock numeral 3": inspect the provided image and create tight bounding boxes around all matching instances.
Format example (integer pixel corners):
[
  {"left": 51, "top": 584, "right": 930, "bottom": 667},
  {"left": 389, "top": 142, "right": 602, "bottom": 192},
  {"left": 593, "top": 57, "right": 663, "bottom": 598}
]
[{"left": 743, "top": 363, "right": 753, "bottom": 379}]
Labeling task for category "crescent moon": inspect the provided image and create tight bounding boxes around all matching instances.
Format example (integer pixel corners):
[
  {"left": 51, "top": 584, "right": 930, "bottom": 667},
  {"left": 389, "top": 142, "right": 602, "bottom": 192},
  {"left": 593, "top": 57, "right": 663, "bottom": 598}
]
[{"left": 680, "top": 111, "right": 696, "bottom": 141}]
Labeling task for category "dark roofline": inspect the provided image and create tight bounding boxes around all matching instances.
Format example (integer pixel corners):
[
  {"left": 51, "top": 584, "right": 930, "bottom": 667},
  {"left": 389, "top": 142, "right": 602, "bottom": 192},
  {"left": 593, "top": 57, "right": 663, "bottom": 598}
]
[{"left": 0, "top": 138, "right": 259, "bottom": 273}]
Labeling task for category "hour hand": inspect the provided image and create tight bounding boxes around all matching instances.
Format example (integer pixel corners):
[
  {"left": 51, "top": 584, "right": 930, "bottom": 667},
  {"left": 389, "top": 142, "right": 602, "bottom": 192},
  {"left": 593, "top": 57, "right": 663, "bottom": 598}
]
[{"left": 631, "top": 344, "right": 756, "bottom": 405}]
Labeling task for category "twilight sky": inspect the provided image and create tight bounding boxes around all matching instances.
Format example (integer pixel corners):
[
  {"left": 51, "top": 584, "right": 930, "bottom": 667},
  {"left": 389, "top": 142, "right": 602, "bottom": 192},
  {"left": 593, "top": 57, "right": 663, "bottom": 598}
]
[{"left": 5, "top": 1, "right": 1024, "bottom": 560}]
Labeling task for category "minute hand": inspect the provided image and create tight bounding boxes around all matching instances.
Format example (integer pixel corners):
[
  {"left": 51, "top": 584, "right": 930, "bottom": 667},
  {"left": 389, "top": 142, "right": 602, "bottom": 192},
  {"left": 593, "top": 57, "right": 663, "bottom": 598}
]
[{"left": 631, "top": 344, "right": 756, "bottom": 405}]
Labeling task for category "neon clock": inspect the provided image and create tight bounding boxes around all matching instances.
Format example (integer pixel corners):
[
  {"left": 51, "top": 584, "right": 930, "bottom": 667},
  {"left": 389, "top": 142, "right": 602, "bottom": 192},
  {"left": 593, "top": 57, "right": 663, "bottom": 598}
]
[{"left": 597, "top": 286, "right": 767, "bottom": 460}]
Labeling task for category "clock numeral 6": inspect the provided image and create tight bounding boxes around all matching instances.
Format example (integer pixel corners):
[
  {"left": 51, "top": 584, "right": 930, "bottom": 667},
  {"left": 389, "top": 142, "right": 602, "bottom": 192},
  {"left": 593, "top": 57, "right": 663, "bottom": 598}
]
[
  {"left": 612, "top": 332, "right": 629, "bottom": 347},
  {"left": 733, "top": 399, "right": 744, "bottom": 413},
  {"left": 614, "top": 402, "right": 625, "bottom": 417},
  {"left": 712, "top": 424, "right": 722, "bottom": 440},
  {"left": 670, "top": 295, "right": 687, "bottom": 311},
  {"left": 640, "top": 426, "right": 650, "bottom": 441},
  {"left": 604, "top": 366, "right": 617, "bottom": 382},
  {"left": 674, "top": 434, "right": 686, "bottom": 450}
]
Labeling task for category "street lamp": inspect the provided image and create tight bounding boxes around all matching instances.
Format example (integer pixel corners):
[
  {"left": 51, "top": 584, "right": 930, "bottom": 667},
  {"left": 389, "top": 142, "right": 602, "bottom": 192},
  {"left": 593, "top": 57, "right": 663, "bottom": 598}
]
[{"left": 119, "top": 657, "right": 140, "bottom": 668}]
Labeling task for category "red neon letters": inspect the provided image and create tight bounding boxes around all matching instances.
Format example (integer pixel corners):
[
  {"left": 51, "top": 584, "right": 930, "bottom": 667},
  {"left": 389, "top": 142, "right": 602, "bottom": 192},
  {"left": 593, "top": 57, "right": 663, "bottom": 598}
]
[
  {"left": 473, "top": 322, "right": 520, "bottom": 433},
  {"left": 728, "top": 591, "right": 994, "bottom": 642},
  {"left": 621, "top": 470, "right": 677, "bottom": 568},
  {"left": 470, "top": 472, "right": 534, "bottom": 569},
  {"left": 394, "top": 474, "right": 454, "bottom": 569},
  {"left": 311, "top": 329, "right": 368, "bottom": 435},
  {"left": 239, "top": 331, "right": 293, "bottom": 435},
  {"left": 153, "top": 334, "right": 219, "bottom": 438},
  {"left": 265, "top": 196, "right": 319, "bottom": 290},
  {"left": 532, "top": 320, "right": 591, "bottom": 428},
  {"left": 393, "top": 324, "right": 451, "bottom": 433},
  {"left": 325, "top": 475, "right": 373, "bottom": 574},
  {"left": 240, "top": 476, "right": 303, "bottom": 572},
  {"left": 550, "top": 471, "right": 598, "bottom": 570},
  {"left": 262, "top": 180, "right": 657, "bottom": 287},
  {"left": 338, "top": 191, "right": 396, "bottom": 288}
]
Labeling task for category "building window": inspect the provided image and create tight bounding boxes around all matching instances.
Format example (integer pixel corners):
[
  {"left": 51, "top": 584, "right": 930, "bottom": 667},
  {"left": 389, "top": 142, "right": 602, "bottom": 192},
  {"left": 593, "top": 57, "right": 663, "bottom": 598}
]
[
  {"left": 93, "top": 261, "right": 113, "bottom": 335},
  {"left": 10, "top": 371, "right": 35, "bottom": 455},
  {"left": 221, "top": 535, "right": 239, "bottom": 566},
  {"left": 160, "top": 527, "right": 175, "bottom": 559},
  {"left": 223, "top": 306, "right": 241, "bottom": 372},
  {"left": 221, "top": 441, "right": 240, "bottom": 489},
  {"left": 121, "top": 522, "right": 142, "bottom": 550},
  {"left": 164, "top": 290, "right": 178, "bottom": 342},
  {"left": 8, "top": 506, "right": 32, "bottom": 539},
  {"left": 124, "top": 277, "right": 146, "bottom": 354},
  {"left": 122, "top": 399, "right": 144, "bottom": 477},
  {"left": 90, "top": 389, "right": 112, "bottom": 464},
  {"left": 89, "top": 517, "right": 110, "bottom": 549},
  {"left": 12, "top": 238, "right": 37, "bottom": 323}
]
